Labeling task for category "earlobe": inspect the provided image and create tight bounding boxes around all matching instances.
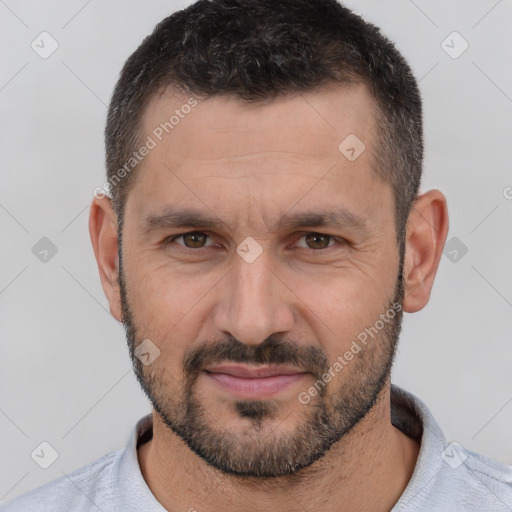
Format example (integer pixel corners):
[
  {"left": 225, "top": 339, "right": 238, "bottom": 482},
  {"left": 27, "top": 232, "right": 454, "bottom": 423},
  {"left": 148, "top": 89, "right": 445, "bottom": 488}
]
[
  {"left": 88, "top": 197, "right": 123, "bottom": 322},
  {"left": 402, "top": 189, "right": 449, "bottom": 313}
]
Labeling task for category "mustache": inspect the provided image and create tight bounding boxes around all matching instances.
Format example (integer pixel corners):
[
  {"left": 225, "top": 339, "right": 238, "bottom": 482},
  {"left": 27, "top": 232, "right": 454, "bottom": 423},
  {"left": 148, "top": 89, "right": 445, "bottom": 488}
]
[{"left": 183, "top": 335, "right": 330, "bottom": 382}]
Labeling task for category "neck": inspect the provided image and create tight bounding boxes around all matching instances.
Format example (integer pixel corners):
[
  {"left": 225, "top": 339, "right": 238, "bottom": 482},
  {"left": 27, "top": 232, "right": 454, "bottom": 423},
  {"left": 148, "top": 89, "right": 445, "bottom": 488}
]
[{"left": 138, "top": 384, "right": 420, "bottom": 512}]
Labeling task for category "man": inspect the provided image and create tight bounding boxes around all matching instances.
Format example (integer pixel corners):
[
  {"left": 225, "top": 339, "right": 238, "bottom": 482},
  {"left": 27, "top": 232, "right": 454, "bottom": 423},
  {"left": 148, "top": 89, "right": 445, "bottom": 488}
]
[{"left": 3, "top": 0, "right": 511, "bottom": 510}]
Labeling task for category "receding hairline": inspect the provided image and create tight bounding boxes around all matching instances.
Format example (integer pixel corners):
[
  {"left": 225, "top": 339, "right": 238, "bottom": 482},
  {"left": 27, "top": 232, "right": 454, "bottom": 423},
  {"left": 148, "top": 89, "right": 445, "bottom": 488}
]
[{"left": 119, "top": 78, "right": 388, "bottom": 211}]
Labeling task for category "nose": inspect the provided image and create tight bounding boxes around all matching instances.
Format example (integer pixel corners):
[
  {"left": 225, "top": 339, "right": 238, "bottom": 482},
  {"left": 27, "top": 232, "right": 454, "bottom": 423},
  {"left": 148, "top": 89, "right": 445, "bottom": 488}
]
[{"left": 213, "top": 247, "right": 295, "bottom": 346}]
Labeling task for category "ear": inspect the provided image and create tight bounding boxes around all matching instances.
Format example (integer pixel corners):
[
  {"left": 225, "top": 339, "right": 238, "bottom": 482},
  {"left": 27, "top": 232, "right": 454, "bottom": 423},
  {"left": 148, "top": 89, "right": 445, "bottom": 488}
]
[
  {"left": 402, "top": 189, "right": 449, "bottom": 313},
  {"left": 89, "top": 196, "right": 122, "bottom": 322}
]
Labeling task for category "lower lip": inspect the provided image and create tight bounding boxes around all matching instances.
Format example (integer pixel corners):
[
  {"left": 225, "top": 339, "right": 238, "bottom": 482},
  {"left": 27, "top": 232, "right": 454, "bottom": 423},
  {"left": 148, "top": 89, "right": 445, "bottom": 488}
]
[{"left": 203, "top": 371, "right": 308, "bottom": 398}]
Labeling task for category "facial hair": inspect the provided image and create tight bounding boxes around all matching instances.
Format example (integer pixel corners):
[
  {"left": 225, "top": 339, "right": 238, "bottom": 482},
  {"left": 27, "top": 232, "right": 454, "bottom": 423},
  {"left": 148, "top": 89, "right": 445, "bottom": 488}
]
[{"left": 119, "top": 239, "right": 406, "bottom": 479}]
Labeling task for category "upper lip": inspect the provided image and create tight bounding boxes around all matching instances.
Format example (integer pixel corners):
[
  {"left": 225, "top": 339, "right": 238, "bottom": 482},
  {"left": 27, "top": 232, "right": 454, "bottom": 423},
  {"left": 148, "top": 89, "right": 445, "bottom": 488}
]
[{"left": 204, "top": 363, "right": 307, "bottom": 379}]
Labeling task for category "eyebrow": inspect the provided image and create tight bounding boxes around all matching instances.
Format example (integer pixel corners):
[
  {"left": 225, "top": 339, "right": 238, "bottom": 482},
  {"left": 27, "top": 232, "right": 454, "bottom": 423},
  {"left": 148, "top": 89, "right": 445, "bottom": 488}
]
[{"left": 142, "top": 206, "right": 368, "bottom": 234}]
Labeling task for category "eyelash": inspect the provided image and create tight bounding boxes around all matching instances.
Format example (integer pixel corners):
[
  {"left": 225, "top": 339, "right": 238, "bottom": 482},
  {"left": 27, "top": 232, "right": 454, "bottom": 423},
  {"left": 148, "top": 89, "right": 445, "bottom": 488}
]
[{"left": 163, "top": 231, "right": 347, "bottom": 254}]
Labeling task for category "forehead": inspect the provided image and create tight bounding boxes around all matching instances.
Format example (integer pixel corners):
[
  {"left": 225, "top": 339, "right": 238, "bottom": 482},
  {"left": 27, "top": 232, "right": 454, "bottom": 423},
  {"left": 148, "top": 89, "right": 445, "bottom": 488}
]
[
  {"left": 126, "top": 83, "right": 392, "bottom": 233},
  {"left": 141, "top": 82, "right": 377, "bottom": 162}
]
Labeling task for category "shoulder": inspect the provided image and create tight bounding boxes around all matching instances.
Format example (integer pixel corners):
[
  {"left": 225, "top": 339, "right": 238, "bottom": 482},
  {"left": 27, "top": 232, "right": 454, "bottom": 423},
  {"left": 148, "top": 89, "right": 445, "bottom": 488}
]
[
  {"left": 414, "top": 442, "right": 512, "bottom": 512},
  {"left": 0, "top": 448, "right": 122, "bottom": 512},
  {"left": 391, "top": 385, "right": 512, "bottom": 511},
  {"left": 457, "top": 447, "right": 512, "bottom": 509}
]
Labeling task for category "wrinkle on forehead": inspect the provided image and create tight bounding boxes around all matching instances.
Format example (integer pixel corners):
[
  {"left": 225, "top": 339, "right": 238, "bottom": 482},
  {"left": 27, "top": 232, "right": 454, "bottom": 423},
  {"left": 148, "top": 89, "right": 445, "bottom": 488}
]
[
  {"left": 125, "top": 83, "right": 392, "bottom": 239},
  {"left": 140, "top": 83, "right": 376, "bottom": 163}
]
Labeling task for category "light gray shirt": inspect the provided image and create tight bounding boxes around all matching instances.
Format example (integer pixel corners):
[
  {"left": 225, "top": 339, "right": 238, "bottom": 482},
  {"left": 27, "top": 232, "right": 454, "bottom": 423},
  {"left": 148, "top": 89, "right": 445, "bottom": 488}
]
[{"left": 2, "top": 384, "right": 512, "bottom": 511}]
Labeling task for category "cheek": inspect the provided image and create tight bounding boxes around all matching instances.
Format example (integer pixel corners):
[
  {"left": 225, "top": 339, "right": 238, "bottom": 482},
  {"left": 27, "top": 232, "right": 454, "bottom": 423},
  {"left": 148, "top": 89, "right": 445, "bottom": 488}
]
[
  {"left": 130, "top": 262, "right": 193, "bottom": 314},
  {"left": 294, "top": 269, "right": 396, "bottom": 353},
  {"left": 127, "top": 264, "right": 215, "bottom": 348},
  {"left": 298, "top": 264, "right": 388, "bottom": 311}
]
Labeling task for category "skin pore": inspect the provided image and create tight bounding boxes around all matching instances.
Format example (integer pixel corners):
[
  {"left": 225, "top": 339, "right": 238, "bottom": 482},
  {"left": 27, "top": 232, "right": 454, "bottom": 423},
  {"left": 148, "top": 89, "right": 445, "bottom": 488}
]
[{"left": 89, "top": 83, "right": 448, "bottom": 511}]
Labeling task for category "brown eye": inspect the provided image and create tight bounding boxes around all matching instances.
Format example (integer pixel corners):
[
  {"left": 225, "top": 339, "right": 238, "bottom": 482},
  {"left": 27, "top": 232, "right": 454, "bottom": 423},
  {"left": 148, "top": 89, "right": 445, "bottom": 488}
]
[
  {"left": 303, "top": 233, "right": 335, "bottom": 250},
  {"left": 181, "top": 232, "right": 208, "bottom": 248},
  {"left": 167, "top": 231, "right": 213, "bottom": 249}
]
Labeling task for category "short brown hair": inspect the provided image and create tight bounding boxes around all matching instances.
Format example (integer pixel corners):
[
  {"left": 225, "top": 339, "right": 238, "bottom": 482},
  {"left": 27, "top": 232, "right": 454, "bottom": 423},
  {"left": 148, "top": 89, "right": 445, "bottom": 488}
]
[{"left": 105, "top": 0, "right": 423, "bottom": 246}]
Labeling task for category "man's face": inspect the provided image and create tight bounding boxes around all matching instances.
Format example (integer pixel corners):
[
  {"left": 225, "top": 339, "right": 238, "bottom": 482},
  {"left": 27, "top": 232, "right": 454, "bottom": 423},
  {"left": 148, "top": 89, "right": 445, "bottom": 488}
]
[{"left": 118, "top": 84, "right": 403, "bottom": 477}]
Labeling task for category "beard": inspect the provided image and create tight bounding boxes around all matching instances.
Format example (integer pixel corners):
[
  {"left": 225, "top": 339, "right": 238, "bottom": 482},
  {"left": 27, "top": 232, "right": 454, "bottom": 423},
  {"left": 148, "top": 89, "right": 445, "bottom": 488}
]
[{"left": 119, "top": 242, "right": 406, "bottom": 479}]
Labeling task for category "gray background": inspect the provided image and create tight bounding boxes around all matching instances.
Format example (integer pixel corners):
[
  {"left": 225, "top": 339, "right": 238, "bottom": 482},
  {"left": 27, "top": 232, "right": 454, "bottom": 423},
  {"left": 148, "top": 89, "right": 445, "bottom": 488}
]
[{"left": 1, "top": 0, "right": 511, "bottom": 503}]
